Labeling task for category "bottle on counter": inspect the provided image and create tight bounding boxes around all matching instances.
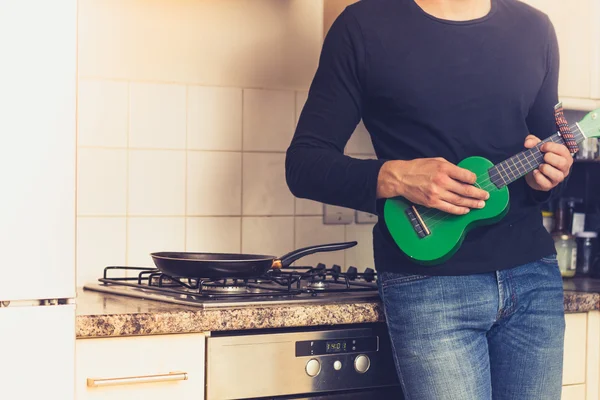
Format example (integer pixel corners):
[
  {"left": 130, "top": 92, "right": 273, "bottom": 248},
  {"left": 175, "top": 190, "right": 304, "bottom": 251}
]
[
  {"left": 553, "top": 199, "right": 578, "bottom": 278},
  {"left": 576, "top": 232, "right": 598, "bottom": 277}
]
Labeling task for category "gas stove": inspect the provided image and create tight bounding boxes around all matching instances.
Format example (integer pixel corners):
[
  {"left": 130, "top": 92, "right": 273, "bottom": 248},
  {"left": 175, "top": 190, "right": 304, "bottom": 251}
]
[{"left": 83, "top": 263, "right": 381, "bottom": 309}]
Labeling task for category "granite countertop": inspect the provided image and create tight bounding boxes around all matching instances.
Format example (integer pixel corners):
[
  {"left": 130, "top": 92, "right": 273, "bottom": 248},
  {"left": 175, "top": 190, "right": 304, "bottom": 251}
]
[{"left": 75, "top": 280, "right": 600, "bottom": 339}]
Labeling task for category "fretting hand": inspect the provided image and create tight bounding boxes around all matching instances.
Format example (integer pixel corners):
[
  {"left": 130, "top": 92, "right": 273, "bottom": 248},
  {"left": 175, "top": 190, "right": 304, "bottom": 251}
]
[
  {"left": 523, "top": 134, "right": 573, "bottom": 191},
  {"left": 377, "top": 158, "right": 490, "bottom": 216}
]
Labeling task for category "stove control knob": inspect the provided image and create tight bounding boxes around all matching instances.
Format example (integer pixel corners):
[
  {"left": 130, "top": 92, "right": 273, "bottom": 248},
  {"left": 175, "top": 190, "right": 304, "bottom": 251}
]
[
  {"left": 354, "top": 354, "right": 370, "bottom": 374},
  {"left": 333, "top": 360, "right": 342, "bottom": 371},
  {"left": 306, "top": 359, "right": 321, "bottom": 377}
]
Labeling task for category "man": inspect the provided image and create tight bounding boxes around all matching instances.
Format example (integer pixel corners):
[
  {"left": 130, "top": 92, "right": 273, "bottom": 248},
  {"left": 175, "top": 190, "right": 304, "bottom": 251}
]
[{"left": 285, "top": 0, "right": 574, "bottom": 398}]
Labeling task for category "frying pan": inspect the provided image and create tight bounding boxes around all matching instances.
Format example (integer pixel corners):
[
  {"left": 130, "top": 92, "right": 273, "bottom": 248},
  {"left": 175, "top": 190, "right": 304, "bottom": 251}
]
[{"left": 150, "top": 241, "right": 357, "bottom": 279}]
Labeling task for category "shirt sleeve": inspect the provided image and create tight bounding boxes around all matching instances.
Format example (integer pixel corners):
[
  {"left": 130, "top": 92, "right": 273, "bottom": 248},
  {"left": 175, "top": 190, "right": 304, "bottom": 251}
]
[
  {"left": 285, "top": 9, "right": 386, "bottom": 215},
  {"left": 525, "top": 15, "right": 567, "bottom": 204}
]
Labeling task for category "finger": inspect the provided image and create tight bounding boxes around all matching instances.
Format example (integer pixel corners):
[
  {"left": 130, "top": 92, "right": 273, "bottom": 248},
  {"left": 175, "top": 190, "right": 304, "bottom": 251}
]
[
  {"left": 432, "top": 199, "right": 470, "bottom": 215},
  {"left": 444, "top": 178, "right": 489, "bottom": 200},
  {"left": 440, "top": 190, "right": 486, "bottom": 209},
  {"left": 539, "top": 163, "right": 565, "bottom": 185},
  {"left": 444, "top": 164, "right": 477, "bottom": 184},
  {"left": 543, "top": 152, "right": 570, "bottom": 174},
  {"left": 532, "top": 170, "right": 554, "bottom": 191},
  {"left": 541, "top": 142, "right": 573, "bottom": 160},
  {"left": 524, "top": 135, "right": 541, "bottom": 149}
]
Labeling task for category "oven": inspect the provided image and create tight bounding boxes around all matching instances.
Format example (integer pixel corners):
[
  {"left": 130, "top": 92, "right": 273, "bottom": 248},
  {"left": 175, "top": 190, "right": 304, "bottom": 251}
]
[{"left": 206, "top": 323, "right": 404, "bottom": 400}]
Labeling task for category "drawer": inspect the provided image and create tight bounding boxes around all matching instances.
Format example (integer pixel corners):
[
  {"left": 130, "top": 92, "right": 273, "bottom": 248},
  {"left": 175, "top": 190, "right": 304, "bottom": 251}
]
[
  {"left": 563, "top": 313, "right": 587, "bottom": 386},
  {"left": 561, "top": 384, "right": 585, "bottom": 400},
  {"left": 76, "top": 333, "right": 206, "bottom": 400}
]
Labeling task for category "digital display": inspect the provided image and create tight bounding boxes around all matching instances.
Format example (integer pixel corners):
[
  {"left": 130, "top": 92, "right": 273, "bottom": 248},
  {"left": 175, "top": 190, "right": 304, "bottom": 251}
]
[
  {"left": 326, "top": 341, "right": 347, "bottom": 353},
  {"left": 295, "top": 337, "right": 378, "bottom": 357}
]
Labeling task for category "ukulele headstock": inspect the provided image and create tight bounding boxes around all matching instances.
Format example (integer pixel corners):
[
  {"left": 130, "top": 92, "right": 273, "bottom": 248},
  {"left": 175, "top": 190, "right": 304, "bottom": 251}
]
[{"left": 579, "top": 108, "right": 600, "bottom": 139}]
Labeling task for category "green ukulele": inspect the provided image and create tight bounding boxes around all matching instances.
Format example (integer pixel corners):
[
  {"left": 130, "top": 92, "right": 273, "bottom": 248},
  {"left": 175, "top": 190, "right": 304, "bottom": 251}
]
[{"left": 383, "top": 104, "right": 600, "bottom": 266}]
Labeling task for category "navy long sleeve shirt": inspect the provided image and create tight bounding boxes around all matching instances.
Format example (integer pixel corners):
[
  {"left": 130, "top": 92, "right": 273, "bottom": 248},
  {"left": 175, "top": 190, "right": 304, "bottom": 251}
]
[{"left": 285, "top": 0, "right": 560, "bottom": 275}]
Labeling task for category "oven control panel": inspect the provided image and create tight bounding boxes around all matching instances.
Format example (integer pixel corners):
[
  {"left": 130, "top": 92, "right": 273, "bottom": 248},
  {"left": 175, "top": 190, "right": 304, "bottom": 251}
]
[{"left": 296, "top": 336, "right": 378, "bottom": 357}]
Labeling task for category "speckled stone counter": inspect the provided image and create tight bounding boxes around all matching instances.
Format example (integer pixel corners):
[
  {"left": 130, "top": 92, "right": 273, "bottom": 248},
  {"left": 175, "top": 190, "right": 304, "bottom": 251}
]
[
  {"left": 75, "top": 290, "right": 385, "bottom": 338},
  {"left": 75, "top": 284, "right": 600, "bottom": 339}
]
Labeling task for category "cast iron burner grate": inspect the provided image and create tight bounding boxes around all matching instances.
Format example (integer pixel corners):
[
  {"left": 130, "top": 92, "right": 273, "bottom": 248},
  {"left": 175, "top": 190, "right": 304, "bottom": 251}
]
[{"left": 97, "top": 263, "right": 378, "bottom": 299}]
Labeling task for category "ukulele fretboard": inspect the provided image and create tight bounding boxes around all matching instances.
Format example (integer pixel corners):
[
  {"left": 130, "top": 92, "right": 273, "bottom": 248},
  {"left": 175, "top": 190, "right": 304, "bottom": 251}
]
[{"left": 488, "top": 125, "right": 585, "bottom": 189}]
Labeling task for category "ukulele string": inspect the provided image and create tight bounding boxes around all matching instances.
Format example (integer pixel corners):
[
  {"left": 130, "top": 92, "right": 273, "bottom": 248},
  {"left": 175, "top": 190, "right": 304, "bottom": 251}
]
[
  {"left": 422, "top": 164, "right": 540, "bottom": 232},
  {"left": 417, "top": 150, "right": 544, "bottom": 226}
]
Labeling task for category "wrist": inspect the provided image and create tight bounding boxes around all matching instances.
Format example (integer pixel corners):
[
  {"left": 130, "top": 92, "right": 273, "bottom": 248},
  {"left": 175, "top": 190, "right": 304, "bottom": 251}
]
[{"left": 376, "top": 160, "right": 407, "bottom": 199}]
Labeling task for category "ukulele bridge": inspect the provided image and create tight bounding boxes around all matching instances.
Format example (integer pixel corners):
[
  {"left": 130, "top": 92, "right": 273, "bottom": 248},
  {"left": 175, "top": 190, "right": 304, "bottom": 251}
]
[{"left": 405, "top": 205, "right": 431, "bottom": 239}]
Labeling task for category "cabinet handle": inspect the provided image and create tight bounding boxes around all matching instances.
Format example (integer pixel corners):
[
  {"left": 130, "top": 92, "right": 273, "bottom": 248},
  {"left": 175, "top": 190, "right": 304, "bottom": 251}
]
[{"left": 87, "top": 371, "right": 188, "bottom": 387}]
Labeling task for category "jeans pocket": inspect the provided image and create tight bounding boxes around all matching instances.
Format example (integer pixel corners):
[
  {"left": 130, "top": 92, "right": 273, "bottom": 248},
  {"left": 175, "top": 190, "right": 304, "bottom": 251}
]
[{"left": 379, "top": 270, "right": 431, "bottom": 288}]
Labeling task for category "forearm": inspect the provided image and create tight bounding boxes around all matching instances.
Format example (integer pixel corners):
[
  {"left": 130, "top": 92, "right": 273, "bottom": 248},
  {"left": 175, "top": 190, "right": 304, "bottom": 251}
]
[{"left": 285, "top": 143, "right": 385, "bottom": 214}]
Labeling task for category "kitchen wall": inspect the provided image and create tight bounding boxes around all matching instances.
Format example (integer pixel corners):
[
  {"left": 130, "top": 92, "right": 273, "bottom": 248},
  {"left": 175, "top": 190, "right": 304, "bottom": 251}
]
[{"left": 75, "top": 0, "right": 376, "bottom": 286}]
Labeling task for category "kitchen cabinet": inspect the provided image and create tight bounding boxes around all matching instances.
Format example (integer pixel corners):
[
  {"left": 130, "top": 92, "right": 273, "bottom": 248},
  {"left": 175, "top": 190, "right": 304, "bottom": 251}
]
[
  {"left": 561, "top": 311, "right": 600, "bottom": 400},
  {"left": 562, "top": 384, "right": 586, "bottom": 400},
  {"left": 76, "top": 333, "right": 206, "bottom": 400},
  {"left": 0, "top": 305, "right": 75, "bottom": 399},
  {"left": 563, "top": 312, "right": 587, "bottom": 385},
  {"left": 516, "top": 0, "right": 600, "bottom": 108}
]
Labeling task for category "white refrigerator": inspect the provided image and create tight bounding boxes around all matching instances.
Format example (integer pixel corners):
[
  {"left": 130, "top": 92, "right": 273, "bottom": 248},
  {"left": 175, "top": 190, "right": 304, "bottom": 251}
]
[{"left": 0, "top": 0, "right": 77, "bottom": 398}]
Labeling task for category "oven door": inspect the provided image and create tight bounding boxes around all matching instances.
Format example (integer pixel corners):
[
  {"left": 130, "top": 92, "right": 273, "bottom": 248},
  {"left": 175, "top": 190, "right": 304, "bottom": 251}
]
[{"left": 206, "top": 324, "right": 400, "bottom": 400}]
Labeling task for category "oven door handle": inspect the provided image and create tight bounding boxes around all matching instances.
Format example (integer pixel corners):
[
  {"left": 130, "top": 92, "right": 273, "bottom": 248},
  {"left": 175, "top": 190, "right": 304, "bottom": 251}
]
[{"left": 87, "top": 371, "right": 188, "bottom": 387}]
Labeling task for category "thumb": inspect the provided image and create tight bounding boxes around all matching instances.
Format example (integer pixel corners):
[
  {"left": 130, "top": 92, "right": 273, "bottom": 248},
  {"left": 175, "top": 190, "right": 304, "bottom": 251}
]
[{"left": 524, "top": 134, "right": 541, "bottom": 149}]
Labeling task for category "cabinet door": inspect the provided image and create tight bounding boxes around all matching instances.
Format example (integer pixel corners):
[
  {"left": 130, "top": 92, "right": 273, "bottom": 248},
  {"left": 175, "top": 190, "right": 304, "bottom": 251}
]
[
  {"left": 521, "top": 0, "right": 594, "bottom": 100},
  {"left": 0, "top": 0, "right": 77, "bottom": 301},
  {"left": 562, "top": 384, "right": 586, "bottom": 400},
  {"left": 0, "top": 305, "right": 75, "bottom": 399},
  {"left": 76, "top": 334, "right": 206, "bottom": 400},
  {"left": 563, "top": 313, "right": 587, "bottom": 386}
]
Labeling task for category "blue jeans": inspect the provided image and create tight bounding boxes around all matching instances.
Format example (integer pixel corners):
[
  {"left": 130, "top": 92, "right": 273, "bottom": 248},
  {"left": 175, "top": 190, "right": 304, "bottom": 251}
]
[{"left": 377, "top": 255, "right": 565, "bottom": 400}]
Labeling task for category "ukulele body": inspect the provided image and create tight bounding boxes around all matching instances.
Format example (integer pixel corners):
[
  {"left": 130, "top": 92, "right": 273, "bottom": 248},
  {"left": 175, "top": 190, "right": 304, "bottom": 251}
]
[{"left": 383, "top": 156, "right": 510, "bottom": 265}]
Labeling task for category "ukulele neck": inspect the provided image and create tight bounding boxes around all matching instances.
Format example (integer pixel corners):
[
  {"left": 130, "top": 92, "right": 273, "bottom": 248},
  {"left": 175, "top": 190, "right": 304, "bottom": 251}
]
[{"left": 488, "top": 124, "right": 586, "bottom": 189}]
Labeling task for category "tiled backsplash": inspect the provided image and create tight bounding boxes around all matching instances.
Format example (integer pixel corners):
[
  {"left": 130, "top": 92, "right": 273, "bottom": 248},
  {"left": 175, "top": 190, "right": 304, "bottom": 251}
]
[{"left": 75, "top": 0, "right": 377, "bottom": 286}]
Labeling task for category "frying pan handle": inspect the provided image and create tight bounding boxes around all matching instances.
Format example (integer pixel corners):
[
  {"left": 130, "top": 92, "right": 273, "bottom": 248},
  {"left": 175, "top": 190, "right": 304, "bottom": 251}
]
[{"left": 277, "top": 242, "right": 358, "bottom": 268}]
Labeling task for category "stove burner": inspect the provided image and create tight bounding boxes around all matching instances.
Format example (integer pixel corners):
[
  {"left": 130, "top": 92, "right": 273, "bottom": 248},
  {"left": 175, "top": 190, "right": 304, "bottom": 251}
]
[
  {"left": 307, "top": 280, "right": 328, "bottom": 290},
  {"left": 89, "top": 264, "right": 380, "bottom": 307}
]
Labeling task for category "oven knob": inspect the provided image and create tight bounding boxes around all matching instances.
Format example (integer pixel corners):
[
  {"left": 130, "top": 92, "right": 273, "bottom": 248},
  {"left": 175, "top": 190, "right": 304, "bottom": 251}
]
[
  {"left": 333, "top": 360, "right": 342, "bottom": 371},
  {"left": 305, "top": 359, "right": 321, "bottom": 377},
  {"left": 354, "top": 354, "right": 370, "bottom": 374}
]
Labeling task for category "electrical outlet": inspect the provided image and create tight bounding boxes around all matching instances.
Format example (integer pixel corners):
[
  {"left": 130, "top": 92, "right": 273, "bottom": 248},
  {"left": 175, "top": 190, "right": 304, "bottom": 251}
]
[
  {"left": 356, "top": 211, "right": 378, "bottom": 224},
  {"left": 323, "top": 204, "right": 354, "bottom": 225}
]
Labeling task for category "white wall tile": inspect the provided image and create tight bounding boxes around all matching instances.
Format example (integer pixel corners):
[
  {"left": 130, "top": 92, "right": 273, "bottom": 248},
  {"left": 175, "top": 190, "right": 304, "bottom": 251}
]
[
  {"left": 295, "top": 198, "right": 323, "bottom": 216},
  {"left": 78, "top": 80, "right": 128, "bottom": 147},
  {"left": 346, "top": 121, "right": 375, "bottom": 155},
  {"left": 129, "top": 83, "right": 186, "bottom": 149},
  {"left": 77, "top": 148, "right": 127, "bottom": 215},
  {"left": 129, "top": 150, "right": 185, "bottom": 215},
  {"left": 242, "top": 217, "right": 294, "bottom": 257},
  {"left": 345, "top": 223, "right": 375, "bottom": 271},
  {"left": 127, "top": 217, "right": 185, "bottom": 267},
  {"left": 243, "top": 153, "right": 294, "bottom": 216},
  {"left": 76, "top": 217, "right": 126, "bottom": 286},
  {"left": 186, "top": 217, "right": 241, "bottom": 253},
  {"left": 294, "top": 217, "right": 345, "bottom": 267},
  {"left": 295, "top": 91, "right": 308, "bottom": 124},
  {"left": 243, "top": 89, "right": 295, "bottom": 151},
  {"left": 187, "top": 86, "right": 242, "bottom": 151},
  {"left": 187, "top": 151, "right": 242, "bottom": 215}
]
